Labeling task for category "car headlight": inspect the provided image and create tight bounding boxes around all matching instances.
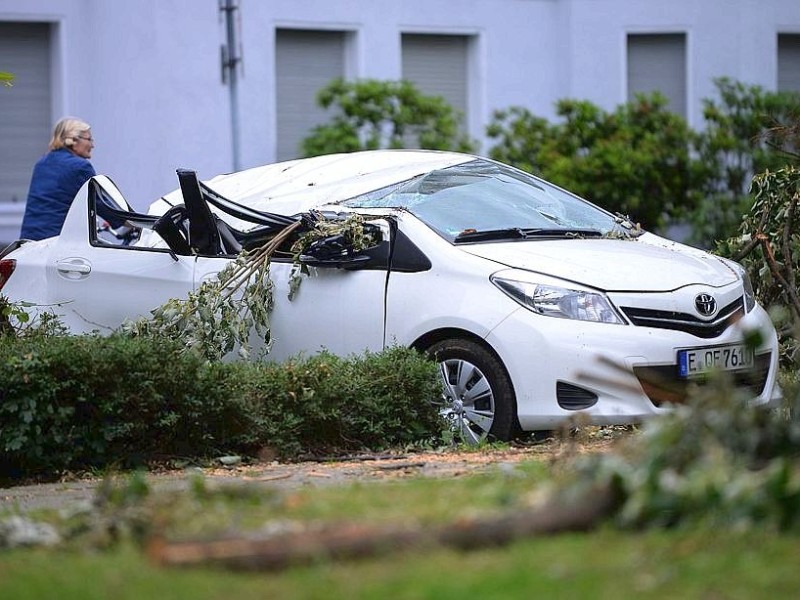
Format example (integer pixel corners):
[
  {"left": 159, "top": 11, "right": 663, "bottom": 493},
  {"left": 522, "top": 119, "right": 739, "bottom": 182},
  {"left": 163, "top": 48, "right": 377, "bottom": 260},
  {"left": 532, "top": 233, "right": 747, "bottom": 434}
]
[
  {"left": 741, "top": 268, "right": 756, "bottom": 313},
  {"left": 491, "top": 271, "right": 624, "bottom": 324},
  {"left": 727, "top": 261, "right": 756, "bottom": 313}
]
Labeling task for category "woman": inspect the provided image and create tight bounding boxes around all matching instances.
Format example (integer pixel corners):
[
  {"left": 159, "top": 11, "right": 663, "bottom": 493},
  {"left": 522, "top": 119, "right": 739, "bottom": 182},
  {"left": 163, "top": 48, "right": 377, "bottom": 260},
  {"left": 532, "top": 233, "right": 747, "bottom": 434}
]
[{"left": 20, "top": 117, "right": 96, "bottom": 240}]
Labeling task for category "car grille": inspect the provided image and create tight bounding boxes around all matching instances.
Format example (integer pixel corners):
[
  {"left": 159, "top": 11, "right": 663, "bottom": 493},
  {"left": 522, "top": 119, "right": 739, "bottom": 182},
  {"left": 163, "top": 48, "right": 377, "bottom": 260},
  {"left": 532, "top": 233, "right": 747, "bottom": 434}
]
[
  {"left": 620, "top": 297, "right": 744, "bottom": 339},
  {"left": 633, "top": 352, "right": 771, "bottom": 407}
]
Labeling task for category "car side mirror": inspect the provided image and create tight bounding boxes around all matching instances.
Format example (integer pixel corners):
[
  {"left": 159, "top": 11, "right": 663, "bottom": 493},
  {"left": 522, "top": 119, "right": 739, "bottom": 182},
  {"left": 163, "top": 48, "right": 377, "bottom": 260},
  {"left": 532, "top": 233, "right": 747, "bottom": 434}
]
[{"left": 299, "top": 234, "right": 378, "bottom": 270}]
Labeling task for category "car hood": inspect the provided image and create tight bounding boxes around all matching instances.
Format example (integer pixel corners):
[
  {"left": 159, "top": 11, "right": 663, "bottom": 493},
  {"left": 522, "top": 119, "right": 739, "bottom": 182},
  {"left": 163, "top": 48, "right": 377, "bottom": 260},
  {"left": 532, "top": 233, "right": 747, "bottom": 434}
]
[{"left": 459, "top": 233, "right": 738, "bottom": 292}]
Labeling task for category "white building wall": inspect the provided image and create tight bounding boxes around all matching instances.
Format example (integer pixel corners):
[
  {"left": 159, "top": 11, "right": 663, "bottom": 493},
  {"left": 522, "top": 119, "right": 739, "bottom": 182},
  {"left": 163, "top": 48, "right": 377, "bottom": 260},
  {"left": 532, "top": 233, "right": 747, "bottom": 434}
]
[
  {"left": 561, "top": 0, "right": 800, "bottom": 126},
  {"left": 0, "top": 0, "right": 799, "bottom": 240}
]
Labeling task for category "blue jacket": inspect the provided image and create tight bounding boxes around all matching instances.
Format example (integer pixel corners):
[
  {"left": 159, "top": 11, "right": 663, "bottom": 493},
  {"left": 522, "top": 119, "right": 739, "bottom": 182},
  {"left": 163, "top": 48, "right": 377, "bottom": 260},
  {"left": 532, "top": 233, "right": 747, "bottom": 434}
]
[{"left": 20, "top": 149, "right": 96, "bottom": 240}]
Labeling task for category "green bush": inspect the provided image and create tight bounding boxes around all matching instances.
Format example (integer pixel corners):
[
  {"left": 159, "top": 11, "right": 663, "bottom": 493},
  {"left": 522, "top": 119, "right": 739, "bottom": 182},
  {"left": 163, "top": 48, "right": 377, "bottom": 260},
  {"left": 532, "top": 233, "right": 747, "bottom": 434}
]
[
  {"left": 487, "top": 93, "right": 699, "bottom": 230},
  {"left": 0, "top": 335, "right": 442, "bottom": 480},
  {"left": 486, "top": 79, "right": 800, "bottom": 246},
  {"left": 715, "top": 166, "right": 800, "bottom": 366},
  {"left": 690, "top": 78, "right": 800, "bottom": 246},
  {"left": 301, "top": 78, "right": 476, "bottom": 157},
  {"left": 238, "top": 347, "right": 444, "bottom": 457}
]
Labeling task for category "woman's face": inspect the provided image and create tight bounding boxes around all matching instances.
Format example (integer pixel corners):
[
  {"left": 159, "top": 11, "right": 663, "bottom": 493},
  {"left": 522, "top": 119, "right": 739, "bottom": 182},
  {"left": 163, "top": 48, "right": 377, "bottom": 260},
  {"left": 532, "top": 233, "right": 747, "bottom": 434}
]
[{"left": 71, "top": 130, "right": 94, "bottom": 159}]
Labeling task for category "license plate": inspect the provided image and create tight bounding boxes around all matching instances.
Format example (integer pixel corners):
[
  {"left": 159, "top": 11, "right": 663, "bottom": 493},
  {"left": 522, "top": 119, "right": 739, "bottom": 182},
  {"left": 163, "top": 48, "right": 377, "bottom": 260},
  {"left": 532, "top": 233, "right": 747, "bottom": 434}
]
[{"left": 678, "top": 344, "right": 755, "bottom": 378}]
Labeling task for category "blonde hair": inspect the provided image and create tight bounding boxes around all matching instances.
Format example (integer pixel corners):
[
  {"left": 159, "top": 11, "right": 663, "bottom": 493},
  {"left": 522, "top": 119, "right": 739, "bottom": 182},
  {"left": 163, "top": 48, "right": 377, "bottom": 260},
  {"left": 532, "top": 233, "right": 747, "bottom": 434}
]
[{"left": 49, "top": 117, "right": 92, "bottom": 151}]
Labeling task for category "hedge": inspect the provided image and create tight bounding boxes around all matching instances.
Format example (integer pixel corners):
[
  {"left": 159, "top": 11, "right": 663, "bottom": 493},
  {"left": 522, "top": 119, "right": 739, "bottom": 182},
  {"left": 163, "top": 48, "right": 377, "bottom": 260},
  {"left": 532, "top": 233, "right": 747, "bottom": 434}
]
[{"left": 0, "top": 334, "right": 443, "bottom": 481}]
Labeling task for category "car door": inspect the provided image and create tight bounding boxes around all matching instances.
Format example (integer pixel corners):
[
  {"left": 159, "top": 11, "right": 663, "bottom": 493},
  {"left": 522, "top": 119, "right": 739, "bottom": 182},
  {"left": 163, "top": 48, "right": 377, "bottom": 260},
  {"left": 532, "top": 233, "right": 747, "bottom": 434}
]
[
  {"left": 192, "top": 220, "right": 391, "bottom": 362},
  {"left": 45, "top": 179, "right": 199, "bottom": 333}
]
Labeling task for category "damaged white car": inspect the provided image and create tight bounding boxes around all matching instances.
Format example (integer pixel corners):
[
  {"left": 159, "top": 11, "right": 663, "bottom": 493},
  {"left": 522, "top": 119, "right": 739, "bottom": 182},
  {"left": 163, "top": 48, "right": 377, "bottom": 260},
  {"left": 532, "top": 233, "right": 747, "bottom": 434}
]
[{"left": 0, "top": 150, "right": 782, "bottom": 442}]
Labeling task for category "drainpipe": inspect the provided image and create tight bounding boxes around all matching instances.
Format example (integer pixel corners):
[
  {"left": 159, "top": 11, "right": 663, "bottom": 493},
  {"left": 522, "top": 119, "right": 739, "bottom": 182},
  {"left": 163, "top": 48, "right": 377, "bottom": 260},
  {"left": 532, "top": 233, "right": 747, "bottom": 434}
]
[{"left": 220, "top": 0, "right": 243, "bottom": 171}]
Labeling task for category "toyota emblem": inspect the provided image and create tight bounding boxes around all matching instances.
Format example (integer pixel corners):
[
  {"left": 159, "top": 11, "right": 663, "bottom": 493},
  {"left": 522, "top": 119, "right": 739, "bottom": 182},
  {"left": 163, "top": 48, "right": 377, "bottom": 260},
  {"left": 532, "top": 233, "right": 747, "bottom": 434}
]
[{"left": 694, "top": 293, "right": 717, "bottom": 317}]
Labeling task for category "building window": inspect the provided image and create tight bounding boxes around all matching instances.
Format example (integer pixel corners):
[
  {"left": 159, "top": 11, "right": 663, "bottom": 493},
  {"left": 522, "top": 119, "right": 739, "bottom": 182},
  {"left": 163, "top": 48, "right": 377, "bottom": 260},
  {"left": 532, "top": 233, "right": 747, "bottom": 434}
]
[
  {"left": 401, "top": 33, "right": 470, "bottom": 137},
  {"left": 275, "top": 29, "right": 346, "bottom": 161},
  {"left": 0, "top": 22, "right": 52, "bottom": 205},
  {"left": 627, "top": 33, "right": 687, "bottom": 118},
  {"left": 778, "top": 34, "right": 800, "bottom": 92}
]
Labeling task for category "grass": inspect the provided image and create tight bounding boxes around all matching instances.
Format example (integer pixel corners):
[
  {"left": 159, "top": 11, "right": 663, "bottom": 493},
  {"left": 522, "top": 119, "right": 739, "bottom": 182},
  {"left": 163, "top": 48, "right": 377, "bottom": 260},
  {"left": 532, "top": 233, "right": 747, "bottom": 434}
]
[
  {"left": 2, "top": 530, "right": 798, "bottom": 599},
  {"left": 1, "top": 456, "right": 799, "bottom": 598}
]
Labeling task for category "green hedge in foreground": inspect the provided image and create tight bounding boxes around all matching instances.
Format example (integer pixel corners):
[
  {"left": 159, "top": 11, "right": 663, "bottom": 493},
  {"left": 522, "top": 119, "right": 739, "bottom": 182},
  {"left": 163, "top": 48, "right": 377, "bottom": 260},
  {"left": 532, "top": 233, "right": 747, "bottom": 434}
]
[{"left": 0, "top": 334, "right": 443, "bottom": 480}]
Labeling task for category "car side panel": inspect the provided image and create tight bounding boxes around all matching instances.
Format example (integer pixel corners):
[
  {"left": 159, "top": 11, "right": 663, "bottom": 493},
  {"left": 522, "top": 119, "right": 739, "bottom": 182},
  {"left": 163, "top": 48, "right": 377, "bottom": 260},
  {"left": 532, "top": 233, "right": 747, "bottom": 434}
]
[
  {"left": 271, "top": 261, "right": 387, "bottom": 361},
  {"left": 42, "top": 182, "right": 198, "bottom": 333},
  {"left": 46, "top": 244, "right": 197, "bottom": 334}
]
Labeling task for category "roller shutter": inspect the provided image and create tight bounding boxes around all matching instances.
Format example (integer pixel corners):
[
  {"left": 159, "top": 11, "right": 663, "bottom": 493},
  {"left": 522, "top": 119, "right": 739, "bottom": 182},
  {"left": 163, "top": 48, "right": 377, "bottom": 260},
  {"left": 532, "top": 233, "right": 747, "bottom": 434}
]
[
  {"left": 275, "top": 29, "right": 345, "bottom": 161},
  {"left": 778, "top": 34, "right": 800, "bottom": 92},
  {"left": 0, "top": 22, "right": 51, "bottom": 205},
  {"left": 401, "top": 33, "right": 469, "bottom": 135},
  {"left": 627, "top": 33, "right": 686, "bottom": 117}
]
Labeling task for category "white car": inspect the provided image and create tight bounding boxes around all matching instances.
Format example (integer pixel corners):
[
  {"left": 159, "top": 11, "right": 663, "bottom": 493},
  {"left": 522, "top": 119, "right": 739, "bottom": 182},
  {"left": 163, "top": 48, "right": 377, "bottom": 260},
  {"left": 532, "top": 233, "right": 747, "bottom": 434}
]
[{"left": 0, "top": 150, "right": 782, "bottom": 442}]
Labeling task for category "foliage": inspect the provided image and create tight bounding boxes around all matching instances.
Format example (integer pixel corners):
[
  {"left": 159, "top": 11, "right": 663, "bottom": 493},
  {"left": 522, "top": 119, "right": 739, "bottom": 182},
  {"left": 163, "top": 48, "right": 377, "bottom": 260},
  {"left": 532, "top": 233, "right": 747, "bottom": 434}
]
[
  {"left": 234, "top": 346, "right": 443, "bottom": 457},
  {"left": 487, "top": 93, "right": 699, "bottom": 230},
  {"left": 0, "top": 334, "right": 255, "bottom": 479},
  {"left": 486, "top": 79, "right": 800, "bottom": 246},
  {"left": 0, "top": 335, "right": 442, "bottom": 480},
  {"left": 0, "top": 296, "right": 28, "bottom": 336},
  {"left": 287, "top": 212, "right": 381, "bottom": 299},
  {"left": 0, "top": 72, "right": 13, "bottom": 87},
  {"left": 555, "top": 365, "right": 800, "bottom": 531},
  {"left": 0, "top": 296, "right": 67, "bottom": 338},
  {"left": 301, "top": 78, "right": 476, "bottom": 157},
  {"left": 121, "top": 223, "right": 299, "bottom": 361},
  {"left": 690, "top": 78, "right": 800, "bottom": 245},
  {"left": 121, "top": 213, "right": 378, "bottom": 361},
  {"left": 716, "top": 166, "right": 800, "bottom": 365}
]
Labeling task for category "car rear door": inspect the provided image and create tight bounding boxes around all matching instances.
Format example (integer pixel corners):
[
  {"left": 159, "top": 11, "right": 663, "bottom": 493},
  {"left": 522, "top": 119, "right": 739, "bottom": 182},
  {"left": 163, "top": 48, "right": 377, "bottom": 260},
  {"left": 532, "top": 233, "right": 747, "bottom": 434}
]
[{"left": 45, "top": 180, "right": 199, "bottom": 333}]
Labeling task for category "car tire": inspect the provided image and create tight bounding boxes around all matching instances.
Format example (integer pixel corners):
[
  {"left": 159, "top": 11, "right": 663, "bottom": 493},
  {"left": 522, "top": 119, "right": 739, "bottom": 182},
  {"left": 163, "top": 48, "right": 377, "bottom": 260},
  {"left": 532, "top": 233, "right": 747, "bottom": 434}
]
[{"left": 427, "top": 338, "right": 517, "bottom": 444}]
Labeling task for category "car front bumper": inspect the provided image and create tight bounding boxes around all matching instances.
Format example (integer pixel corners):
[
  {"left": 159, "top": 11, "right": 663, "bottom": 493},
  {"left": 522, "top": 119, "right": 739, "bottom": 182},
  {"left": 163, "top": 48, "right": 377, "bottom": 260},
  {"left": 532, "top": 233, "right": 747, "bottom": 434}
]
[{"left": 486, "top": 302, "right": 782, "bottom": 431}]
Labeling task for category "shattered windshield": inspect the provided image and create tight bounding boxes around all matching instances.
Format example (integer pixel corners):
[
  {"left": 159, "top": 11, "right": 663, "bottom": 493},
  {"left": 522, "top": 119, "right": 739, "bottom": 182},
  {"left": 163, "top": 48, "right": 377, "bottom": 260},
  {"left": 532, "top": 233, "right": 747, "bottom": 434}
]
[{"left": 341, "top": 159, "right": 631, "bottom": 242}]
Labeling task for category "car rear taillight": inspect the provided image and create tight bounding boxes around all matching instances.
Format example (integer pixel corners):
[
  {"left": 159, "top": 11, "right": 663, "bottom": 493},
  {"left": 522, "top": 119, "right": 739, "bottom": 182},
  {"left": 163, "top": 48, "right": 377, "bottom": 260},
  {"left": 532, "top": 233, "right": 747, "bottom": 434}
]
[{"left": 0, "top": 259, "right": 16, "bottom": 291}]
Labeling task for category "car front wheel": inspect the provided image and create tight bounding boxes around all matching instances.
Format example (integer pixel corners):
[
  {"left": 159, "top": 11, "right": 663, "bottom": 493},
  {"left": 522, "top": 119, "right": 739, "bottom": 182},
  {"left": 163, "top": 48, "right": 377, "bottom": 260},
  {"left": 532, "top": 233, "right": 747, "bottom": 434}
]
[{"left": 427, "top": 338, "right": 516, "bottom": 444}]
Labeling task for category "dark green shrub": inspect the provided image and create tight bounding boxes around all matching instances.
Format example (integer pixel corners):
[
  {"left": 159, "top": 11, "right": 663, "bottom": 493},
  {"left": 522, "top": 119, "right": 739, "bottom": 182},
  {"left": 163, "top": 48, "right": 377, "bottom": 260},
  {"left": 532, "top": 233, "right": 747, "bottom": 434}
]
[
  {"left": 301, "top": 78, "right": 475, "bottom": 157},
  {"left": 487, "top": 93, "right": 699, "bottom": 230},
  {"left": 0, "top": 334, "right": 259, "bottom": 478},
  {"left": 691, "top": 78, "right": 800, "bottom": 245},
  {"left": 0, "top": 335, "right": 442, "bottom": 480},
  {"left": 236, "top": 347, "right": 444, "bottom": 457}
]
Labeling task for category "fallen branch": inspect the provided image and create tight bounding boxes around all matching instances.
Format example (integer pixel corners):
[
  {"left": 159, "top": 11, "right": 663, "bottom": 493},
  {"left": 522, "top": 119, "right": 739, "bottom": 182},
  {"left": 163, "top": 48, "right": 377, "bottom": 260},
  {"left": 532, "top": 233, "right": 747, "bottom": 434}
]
[{"left": 147, "top": 482, "right": 618, "bottom": 571}]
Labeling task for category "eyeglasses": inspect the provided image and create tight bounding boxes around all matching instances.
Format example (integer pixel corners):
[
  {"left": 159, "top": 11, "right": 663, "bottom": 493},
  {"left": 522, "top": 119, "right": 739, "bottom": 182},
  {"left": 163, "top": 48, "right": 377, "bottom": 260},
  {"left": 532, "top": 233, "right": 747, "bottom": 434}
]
[{"left": 77, "top": 136, "right": 94, "bottom": 143}]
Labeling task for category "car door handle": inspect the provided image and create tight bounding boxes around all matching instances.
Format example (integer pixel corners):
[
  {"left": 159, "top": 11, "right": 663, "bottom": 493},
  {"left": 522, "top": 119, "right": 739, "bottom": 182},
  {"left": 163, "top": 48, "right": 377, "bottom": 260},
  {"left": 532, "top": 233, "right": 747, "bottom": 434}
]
[{"left": 56, "top": 258, "right": 92, "bottom": 279}]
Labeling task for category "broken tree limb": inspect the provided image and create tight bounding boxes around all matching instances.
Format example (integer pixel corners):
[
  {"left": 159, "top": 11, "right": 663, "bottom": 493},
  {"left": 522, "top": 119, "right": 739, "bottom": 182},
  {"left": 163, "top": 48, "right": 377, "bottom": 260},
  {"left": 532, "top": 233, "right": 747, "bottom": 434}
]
[
  {"left": 148, "top": 522, "right": 432, "bottom": 571},
  {"left": 147, "top": 482, "right": 619, "bottom": 571}
]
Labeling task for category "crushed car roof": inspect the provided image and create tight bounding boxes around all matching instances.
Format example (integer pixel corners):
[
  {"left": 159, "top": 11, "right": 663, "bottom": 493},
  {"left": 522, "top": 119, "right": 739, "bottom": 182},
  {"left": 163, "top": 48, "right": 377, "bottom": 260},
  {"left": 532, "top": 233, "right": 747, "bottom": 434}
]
[{"left": 151, "top": 150, "right": 474, "bottom": 223}]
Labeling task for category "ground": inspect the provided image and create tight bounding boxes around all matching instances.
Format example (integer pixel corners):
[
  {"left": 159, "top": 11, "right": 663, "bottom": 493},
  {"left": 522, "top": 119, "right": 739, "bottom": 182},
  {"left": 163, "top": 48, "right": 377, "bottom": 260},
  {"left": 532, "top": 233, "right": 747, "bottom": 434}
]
[{"left": 1, "top": 429, "right": 627, "bottom": 513}]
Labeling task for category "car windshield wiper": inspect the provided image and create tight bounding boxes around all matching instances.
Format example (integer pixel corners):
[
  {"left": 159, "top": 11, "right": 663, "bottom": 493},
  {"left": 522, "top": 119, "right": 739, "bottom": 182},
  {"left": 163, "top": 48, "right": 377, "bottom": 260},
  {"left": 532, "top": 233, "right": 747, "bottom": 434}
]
[{"left": 454, "top": 227, "right": 603, "bottom": 243}]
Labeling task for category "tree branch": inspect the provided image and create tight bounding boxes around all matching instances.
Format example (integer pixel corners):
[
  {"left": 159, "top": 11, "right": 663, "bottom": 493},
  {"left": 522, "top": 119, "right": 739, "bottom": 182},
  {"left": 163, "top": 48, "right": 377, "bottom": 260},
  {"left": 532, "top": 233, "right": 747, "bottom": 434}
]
[{"left": 147, "top": 482, "right": 619, "bottom": 571}]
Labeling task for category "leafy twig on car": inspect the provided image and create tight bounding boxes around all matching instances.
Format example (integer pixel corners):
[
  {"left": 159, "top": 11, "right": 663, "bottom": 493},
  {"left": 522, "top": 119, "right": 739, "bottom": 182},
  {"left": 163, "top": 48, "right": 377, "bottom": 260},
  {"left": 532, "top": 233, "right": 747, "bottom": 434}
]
[{"left": 121, "top": 213, "right": 379, "bottom": 361}]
